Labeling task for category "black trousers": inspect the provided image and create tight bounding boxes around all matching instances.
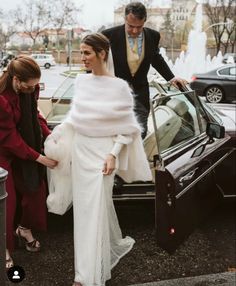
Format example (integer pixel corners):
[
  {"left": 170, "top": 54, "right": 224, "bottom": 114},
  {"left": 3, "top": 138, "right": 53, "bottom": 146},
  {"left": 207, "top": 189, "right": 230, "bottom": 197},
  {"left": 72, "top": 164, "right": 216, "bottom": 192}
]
[{"left": 133, "top": 95, "right": 149, "bottom": 139}]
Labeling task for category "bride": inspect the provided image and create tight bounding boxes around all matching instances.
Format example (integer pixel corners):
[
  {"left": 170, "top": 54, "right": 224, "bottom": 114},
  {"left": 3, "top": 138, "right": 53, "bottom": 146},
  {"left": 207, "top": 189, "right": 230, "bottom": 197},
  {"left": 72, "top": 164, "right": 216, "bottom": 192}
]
[{"left": 44, "top": 33, "right": 152, "bottom": 286}]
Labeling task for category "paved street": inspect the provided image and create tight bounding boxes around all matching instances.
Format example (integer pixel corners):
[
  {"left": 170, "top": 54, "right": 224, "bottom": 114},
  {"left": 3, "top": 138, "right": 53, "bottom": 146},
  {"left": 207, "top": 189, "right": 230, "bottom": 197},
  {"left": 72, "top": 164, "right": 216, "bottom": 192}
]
[
  {"left": 129, "top": 272, "right": 236, "bottom": 286},
  {"left": 39, "top": 64, "right": 78, "bottom": 98},
  {"left": 5, "top": 200, "right": 236, "bottom": 285}
]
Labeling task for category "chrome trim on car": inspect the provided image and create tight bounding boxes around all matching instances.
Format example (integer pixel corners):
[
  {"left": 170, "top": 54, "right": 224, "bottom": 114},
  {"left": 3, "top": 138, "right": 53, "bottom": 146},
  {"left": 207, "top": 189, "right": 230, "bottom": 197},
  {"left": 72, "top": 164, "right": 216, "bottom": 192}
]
[
  {"left": 176, "top": 148, "right": 235, "bottom": 199},
  {"left": 122, "top": 183, "right": 154, "bottom": 187},
  {"left": 162, "top": 133, "right": 207, "bottom": 159},
  {"left": 216, "top": 183, "right": 236, "bottom": 199},
  {"left": 113, "top": 195, "right": 155, "bottom": 201}
]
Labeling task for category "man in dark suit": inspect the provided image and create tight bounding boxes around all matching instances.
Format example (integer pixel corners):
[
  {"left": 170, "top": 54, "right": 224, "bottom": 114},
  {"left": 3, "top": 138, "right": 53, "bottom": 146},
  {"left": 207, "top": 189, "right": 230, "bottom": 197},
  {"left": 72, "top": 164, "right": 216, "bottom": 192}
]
[{"left": 102, "top": 2, "right": 186, "bottom": 139}]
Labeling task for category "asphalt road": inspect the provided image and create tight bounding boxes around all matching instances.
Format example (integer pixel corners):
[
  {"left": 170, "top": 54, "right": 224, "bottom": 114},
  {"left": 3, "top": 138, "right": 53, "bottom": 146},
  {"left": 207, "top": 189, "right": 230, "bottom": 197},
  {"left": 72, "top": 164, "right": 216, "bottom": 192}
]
[
  {"left": 39, "top": 64, "right": 73, "bottom": 98},
  {"left": 5, "top": 199, "right": 236, "bottom": 286}
]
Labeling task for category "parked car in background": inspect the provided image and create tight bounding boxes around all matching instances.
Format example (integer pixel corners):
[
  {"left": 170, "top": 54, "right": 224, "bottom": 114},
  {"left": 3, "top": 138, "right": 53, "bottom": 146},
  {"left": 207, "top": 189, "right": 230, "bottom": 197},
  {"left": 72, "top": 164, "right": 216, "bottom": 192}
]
[
  {"left": 31, "top": 53, "right": 56, "bottom": 69},
  {"left": 38, "top": 76, "right": 236, "bottom": 252},
  {"left": 190, "top": 64, "right": 236, "bottom": 103},
  {"left": 222, "top": 53, "right": 236, "bottom": 64}
]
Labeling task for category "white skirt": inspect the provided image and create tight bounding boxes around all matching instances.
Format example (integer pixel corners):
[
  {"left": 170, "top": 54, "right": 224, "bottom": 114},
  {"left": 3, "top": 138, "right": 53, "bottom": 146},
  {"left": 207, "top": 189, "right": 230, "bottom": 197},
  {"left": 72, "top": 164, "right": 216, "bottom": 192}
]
[{"left": 72, "top": 133, "right": 135, "bottom": 285}]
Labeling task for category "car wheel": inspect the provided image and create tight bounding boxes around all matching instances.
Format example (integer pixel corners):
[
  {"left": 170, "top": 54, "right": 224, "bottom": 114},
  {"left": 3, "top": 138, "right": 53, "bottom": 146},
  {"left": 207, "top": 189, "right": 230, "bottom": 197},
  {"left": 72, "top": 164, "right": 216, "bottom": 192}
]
[
  {"left": 205, "top": 86, "right": 224, "bottom": 103},
  {"left": 44, "top": 63, "right": 51, "bottom": 69}
]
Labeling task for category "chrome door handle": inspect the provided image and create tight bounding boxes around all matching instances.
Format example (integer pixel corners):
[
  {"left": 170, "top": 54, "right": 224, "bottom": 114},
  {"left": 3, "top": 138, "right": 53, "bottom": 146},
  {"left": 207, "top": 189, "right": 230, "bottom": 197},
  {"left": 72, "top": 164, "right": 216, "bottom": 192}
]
[{"left": 179, "top": 168, "right": 198, "bottom": 186}]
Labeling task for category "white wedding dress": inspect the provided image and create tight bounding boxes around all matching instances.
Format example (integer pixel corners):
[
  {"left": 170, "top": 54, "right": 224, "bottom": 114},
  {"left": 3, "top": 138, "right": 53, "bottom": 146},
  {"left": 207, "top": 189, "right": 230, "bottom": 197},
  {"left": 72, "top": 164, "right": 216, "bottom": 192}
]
[
  {"left": 45, "top": 74, "right": 152, "bottom": 285},
  {"left": 72, "top": 132, "right": 135, "bottom": 285}
]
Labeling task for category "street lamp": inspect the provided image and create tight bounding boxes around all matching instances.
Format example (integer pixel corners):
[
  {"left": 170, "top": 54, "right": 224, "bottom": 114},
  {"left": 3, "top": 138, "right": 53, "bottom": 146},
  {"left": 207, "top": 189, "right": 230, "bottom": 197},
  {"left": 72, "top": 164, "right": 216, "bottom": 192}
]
[
  {"left": 67, "top": 28, "right": 73, "bottom": 71},
  {"left": 204, "top": 21, "right": 233, "bottom": 32},
  {"left": 204, "top": 20, "right": 234, "bottom": 54}
]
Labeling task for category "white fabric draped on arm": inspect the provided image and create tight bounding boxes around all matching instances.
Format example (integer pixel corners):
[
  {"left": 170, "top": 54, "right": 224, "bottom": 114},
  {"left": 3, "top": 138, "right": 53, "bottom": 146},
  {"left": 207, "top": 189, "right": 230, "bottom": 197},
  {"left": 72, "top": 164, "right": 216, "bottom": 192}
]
[{"left": 44, "top": 122, "right": 74, "bottom": 215}]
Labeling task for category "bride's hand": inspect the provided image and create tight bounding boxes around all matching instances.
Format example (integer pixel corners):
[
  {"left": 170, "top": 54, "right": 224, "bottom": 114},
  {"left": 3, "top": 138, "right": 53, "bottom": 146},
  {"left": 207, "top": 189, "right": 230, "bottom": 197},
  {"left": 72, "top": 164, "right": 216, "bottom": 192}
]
[{"left": 103, "top": 154, "right": 116, "bottom": 175}]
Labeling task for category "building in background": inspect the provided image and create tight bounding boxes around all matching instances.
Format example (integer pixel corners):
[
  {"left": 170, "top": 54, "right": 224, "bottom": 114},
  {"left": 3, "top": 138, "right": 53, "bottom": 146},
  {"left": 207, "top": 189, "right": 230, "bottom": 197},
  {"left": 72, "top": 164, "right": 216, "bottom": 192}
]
[{"left": 114, "top": 0, "right": 209, "bottom": 31}]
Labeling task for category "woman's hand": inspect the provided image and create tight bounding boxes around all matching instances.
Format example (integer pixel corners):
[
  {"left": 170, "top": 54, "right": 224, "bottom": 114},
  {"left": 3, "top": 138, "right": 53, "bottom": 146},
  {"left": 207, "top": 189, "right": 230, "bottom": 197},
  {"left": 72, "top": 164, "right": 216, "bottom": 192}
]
[
  {"left": 36, "top": 154, "right": 58, "bottom": 169},
  {"left": 103, "top": 154, "right": 116, "bottom": 175}
]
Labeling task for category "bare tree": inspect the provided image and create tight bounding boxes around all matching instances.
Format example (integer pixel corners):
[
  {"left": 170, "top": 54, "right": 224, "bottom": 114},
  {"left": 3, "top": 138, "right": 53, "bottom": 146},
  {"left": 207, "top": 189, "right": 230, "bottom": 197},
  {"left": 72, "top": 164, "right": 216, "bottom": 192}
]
[
  {"left": 143, "top": 0, "right": 154, "bottom": 8},
  {"left": 0, "top": 10, "right": 17, "bottom": 52},
  {"left": 225, "top": 18, "right": 236, "bottom": 53},
  {"left": 115, "top": 0, "right": 154, "bottom": 9},
  {"left": 204, "top": 0, "right": 236, "bottom": 53},
  {"left": 48, "top": 0, "right": 81, "bottom": 48},
  {"left": 13, "top": 0, "right": 51, "bottom": 45}
]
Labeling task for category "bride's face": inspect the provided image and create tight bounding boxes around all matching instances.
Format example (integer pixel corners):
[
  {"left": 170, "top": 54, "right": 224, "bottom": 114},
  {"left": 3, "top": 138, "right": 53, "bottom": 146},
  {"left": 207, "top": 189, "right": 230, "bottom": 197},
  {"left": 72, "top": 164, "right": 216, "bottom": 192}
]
[{"left": 80, "top": 43, "right": 104, "bottom": 71}]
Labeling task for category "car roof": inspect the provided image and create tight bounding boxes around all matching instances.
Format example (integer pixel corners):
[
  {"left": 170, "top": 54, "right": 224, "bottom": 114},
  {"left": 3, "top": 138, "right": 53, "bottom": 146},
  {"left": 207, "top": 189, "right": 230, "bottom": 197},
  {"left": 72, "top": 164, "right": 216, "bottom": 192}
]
[
  {"left": 193, "top": 64, "right": 235, "bottom": 76},
  {"left": 223, "top": 53, "right": 236, "bottom": 56},
  {"left": 219, "top": 63, "right": 236, "bottom": 68}
]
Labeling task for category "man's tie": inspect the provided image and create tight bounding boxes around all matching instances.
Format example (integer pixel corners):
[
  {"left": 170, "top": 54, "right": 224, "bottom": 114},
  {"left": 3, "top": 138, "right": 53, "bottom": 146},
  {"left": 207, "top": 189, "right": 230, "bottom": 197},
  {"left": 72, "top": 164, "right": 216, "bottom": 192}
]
[{"left": 132, "top": 38, "right": 138, "bottom": 56}]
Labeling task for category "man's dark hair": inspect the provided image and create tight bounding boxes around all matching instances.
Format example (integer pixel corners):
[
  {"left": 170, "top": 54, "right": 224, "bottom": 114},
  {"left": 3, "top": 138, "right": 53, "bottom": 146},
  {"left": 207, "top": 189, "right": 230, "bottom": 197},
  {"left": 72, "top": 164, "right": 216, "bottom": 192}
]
[{"left": 125, "top": 2, "right": 147, "bottom": 21}]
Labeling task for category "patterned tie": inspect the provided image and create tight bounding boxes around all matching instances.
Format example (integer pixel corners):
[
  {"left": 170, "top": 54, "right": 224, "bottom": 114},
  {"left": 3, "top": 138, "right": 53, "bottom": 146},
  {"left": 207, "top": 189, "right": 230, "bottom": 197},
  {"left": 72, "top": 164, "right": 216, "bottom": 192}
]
[{"left": 132, "top": 38, "right": 138, "bottom": 56}]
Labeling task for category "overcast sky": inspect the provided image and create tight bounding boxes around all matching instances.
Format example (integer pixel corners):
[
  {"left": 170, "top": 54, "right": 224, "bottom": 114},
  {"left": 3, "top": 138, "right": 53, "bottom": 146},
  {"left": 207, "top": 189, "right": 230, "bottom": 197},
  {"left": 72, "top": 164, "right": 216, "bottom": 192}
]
[{"left": 0, "top": 0, "right": 172, "bottom": 29}]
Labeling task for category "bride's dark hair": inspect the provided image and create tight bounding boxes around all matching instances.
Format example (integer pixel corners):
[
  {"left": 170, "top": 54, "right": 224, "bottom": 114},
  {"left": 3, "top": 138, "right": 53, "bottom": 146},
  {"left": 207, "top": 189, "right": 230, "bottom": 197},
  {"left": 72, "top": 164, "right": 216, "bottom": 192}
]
[{"left": 81, "top": 33, "right": 110, "bottom": 62}]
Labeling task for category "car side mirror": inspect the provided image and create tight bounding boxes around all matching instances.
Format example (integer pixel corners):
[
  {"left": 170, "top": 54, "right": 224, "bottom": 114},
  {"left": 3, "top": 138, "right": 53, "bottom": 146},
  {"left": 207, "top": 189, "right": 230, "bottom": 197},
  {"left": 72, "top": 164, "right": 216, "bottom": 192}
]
[
  {"left": 39, "top": 82, "right": 45, "bottom": 91},
  {"left": 206, "top": 122, "right": 225, "bottom": 140},
  {"left": 191, "top": 122, "right": 225, "bottom": 158}
]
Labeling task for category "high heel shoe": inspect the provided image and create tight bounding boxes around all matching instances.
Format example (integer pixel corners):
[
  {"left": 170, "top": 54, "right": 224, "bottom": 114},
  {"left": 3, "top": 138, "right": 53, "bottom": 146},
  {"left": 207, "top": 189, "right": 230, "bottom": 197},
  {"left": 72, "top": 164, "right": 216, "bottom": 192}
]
[
  {"left": 15, "top": 225, "right": 40, "bottom": 252},
  {"left": 6, "top": 249, "right": 14, "bottom": 269},
  {"left": 6, "top": 257, "right": 14, "bottom": 269}
]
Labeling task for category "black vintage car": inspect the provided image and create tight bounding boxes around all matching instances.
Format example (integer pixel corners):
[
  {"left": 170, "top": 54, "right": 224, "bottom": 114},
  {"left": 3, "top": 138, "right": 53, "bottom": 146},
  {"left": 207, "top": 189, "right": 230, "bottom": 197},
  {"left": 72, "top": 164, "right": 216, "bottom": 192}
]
[
  {"left": 146, "top": 83, "right": 235, "bottom": 252},
  {"left": 38, "top": 77, "right": 236, "bottom": 252}
]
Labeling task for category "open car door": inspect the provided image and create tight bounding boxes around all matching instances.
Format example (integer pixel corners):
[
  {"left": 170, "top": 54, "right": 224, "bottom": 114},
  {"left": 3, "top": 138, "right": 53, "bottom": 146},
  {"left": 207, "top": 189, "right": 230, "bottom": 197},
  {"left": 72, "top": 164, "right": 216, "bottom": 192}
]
[{"left": 150, "top": 86, "right": 232, "bottom": 253}]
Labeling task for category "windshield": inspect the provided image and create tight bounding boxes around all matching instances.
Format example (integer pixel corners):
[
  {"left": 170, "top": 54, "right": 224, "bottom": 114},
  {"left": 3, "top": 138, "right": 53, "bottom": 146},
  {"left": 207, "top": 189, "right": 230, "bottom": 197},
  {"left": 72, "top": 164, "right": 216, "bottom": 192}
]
[
  {"left": 199, "top": 98, "right": 223, "bottom": 125},
  {"left": 52, "top": 76, "right": 75, "bottom": 100}
]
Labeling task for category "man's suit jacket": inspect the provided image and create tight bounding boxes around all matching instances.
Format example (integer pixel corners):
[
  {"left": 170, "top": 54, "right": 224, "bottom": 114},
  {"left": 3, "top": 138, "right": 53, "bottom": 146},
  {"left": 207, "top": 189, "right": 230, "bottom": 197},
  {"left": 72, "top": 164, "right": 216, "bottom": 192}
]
[{"left": 102, "top": 25, "right": 174, "bottom": 110}]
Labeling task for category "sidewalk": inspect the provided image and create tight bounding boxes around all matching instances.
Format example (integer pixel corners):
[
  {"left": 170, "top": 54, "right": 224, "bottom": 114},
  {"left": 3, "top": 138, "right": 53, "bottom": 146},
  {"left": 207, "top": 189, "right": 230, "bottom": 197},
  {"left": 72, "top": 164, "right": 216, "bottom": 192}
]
[{"left": 129, "top": 272, "right": 236, "bottom": 286}]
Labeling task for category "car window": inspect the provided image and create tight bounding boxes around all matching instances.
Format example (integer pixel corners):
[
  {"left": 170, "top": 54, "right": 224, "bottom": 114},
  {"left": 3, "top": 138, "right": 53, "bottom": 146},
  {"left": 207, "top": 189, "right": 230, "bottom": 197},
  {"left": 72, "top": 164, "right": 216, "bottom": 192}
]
[
  {"left": 229, "top": 67, "right": 236, "bottom": 76},
  {"left": 146, "top": 91, "right": 208, "bottom": 156},
  {"left": 218, "top": 68, "right": 229, "bottom": 75},
  {"left": 52, "top": 76, "right": 74, "bottom": 100},
  {"left": 200, "top": 99, "right": 222, "bottom": 125}
]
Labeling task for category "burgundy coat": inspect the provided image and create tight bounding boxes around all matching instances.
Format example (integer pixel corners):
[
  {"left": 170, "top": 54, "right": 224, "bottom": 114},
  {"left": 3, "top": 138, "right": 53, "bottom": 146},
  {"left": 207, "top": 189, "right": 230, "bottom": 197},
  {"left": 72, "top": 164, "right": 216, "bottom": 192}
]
[
  {"left": 0, "top": 85, "right": 50, "bottom": 251},
  {"left": 0, "top": 85, "right": 50, "bottom": 171}
]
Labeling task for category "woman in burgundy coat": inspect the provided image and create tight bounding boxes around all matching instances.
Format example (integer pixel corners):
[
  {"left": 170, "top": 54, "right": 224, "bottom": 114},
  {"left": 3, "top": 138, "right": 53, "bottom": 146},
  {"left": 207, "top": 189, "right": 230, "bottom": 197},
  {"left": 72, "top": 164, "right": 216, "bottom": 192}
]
[{"left": 0, "top": 55, "right": 57, "bottom": 268}]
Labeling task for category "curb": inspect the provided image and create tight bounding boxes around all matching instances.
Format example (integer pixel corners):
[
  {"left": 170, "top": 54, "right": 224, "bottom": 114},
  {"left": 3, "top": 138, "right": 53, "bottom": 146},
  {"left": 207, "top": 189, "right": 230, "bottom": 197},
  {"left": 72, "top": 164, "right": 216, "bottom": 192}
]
[{"left": 128, "top": 272, "right": 236, "bottom": 286}]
